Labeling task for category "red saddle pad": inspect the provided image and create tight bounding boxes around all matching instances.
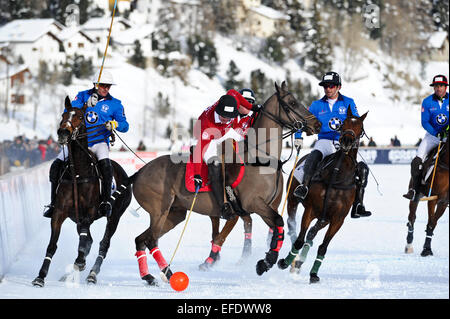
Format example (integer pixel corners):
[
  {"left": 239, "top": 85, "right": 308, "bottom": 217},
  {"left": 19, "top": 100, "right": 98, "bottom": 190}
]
[{"left": 185, "top": 155, "right": 245, "bottom": 193}]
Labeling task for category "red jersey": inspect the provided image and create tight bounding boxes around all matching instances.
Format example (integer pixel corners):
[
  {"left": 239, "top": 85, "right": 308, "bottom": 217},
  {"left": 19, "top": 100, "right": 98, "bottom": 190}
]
[{"left": 192, "top": 90, "right": 254, "bottom": 175}]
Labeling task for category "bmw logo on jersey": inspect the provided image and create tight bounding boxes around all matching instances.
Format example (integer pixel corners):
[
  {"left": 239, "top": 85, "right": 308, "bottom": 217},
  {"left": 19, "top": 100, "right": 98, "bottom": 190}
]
[
  {"left": 86, "top": 111, "right": 99, "bottom": 124},
  {"left": 436, "top": 113, "right": 448, "bottom": 125},
  {"left": 328, "top": 117, "right": 342, "bottom": 131}
]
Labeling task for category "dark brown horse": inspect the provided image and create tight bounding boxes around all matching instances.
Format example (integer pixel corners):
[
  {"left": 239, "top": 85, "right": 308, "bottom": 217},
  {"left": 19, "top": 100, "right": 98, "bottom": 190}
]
[
  {"left": 278, "top": 107, "right": 368, "bottom": 283},
  {"left": 32, "top": 97, "right": 132, "bottom": 287},
  {"left": 405, "top": 136, "right": 449, "bottom": 256},
  {"left": 126, "top": 82, "right": 321, "bottom": 286}
]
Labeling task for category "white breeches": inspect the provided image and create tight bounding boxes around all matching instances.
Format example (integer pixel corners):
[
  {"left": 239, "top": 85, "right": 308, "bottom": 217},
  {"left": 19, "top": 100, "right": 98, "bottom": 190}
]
[
  {"left": 293, "top": 139, "right": 339, "bottom": 183},
  {"left": 417, "top": 132, "right": 440, "bottom": 161},
  {"left": 57, "top": 142, "right": 110, "bottom": 161}
]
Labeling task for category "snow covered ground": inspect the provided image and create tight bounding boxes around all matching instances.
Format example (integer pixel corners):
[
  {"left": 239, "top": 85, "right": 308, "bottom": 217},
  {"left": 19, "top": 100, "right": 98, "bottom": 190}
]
[{"left": 0, "top": 159, "right": 448, "bottom": 300}]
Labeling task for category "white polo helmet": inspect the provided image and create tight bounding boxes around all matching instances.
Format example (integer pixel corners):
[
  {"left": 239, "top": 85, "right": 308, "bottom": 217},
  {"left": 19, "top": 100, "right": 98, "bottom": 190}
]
[{"left": 92, "top": 69, "right": 115, "bottom": 85}]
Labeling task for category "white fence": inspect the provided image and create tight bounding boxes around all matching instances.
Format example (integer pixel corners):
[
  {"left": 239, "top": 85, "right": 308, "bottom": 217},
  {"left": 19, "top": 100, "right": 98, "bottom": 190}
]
[{"left": 0, "top": 162, "right": 50, "bottom": 278}]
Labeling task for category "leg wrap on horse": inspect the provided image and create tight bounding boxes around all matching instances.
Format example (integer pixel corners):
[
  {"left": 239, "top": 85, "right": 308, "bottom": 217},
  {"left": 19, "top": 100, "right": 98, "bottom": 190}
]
[
  {"left": 269, "top": 226, "right": 284, "bottom": 252},
  {"left": 205, "top": 241, "right": 222, "bottom": 265},
  {"left": 150, "top": 247, "right": 169, "bottom": 270},
  {"left": 135, "top": 250, "right": 150, "bottom": 278}
]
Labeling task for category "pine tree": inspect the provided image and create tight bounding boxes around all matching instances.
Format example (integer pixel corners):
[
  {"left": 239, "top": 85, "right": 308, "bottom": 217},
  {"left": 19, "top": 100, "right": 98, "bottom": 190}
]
[
  {"left": 304, "top": 0, "right": 332, "bottom": 79},
  {"left": 431, "top": 0, "right": 449, "bottom": 34},
  {"left": 129, "top": 40, "right": 146, "bottom": 69},
  {"left": 187, "top": 34, "right": 218, "bottom": 78},
  {"left": 262, "top": 34, "right": 285, "bottom": 63},
  {"left": 250, "top": 69, "right": 272, "bottom": 102},
  {"left": 224, "top": 60, "right": 243, "bottom": 90}
]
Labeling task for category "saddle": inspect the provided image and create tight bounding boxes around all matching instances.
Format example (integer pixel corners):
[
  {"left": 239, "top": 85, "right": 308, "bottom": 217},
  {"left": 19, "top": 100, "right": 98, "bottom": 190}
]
[
  {"left": 58, "top": 155, "right": 116, "bottom": 194},
  {"left": 420, "top": 145, "right": 446, "bottom": 185},
  {"left": 310, "top": 152, "right": 356, "bottom": 190}
]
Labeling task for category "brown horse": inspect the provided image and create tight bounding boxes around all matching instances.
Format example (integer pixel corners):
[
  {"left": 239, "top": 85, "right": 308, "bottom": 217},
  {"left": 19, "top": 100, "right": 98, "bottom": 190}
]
[
  {"left": 278, "top": 107, "right": 368, "bottom": 283},
  {"left": 32, "top": 97, "right": 132, "bottom": 287},
  {"left": 125, "top": 82, "right": 321, "bottom": 286},
  {"left": 405, "top": 136, "right": 449, "bottom": 256}
]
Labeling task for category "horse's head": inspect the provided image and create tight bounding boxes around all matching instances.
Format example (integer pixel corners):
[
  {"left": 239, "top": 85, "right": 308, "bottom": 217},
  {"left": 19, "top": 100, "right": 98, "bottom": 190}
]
[
  {"left": 339, "top": 107, "right": 368, "bottom": 152},
  {"left": 274, "top": 81, "right": 321, "bottom": 136},
  {"left": 57, "top": 96, "right": 86, "bottom": 145}
]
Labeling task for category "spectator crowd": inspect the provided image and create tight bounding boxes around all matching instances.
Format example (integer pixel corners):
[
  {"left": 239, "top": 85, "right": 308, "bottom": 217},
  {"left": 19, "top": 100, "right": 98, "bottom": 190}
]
[{"left": 0, "top": 135, "right": 60, "bottom": 176}]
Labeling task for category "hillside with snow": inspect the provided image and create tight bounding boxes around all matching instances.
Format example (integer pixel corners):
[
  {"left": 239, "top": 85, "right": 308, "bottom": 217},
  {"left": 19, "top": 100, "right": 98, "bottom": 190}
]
[{"left": 0, "top": 1, "right": 448, "bottom": 151}]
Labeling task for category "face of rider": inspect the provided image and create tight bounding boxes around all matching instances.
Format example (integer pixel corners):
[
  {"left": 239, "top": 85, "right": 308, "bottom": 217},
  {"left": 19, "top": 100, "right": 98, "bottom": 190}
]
[
  {"left": 434, "top": 84, "right": 447, "bottom": 99},
  {"left": 323, "top": 84, "right": 341, "bottom": 100},
  {"left": 218, "top": 114, "right": 233, "bottom": 124},
  {"left": 97, "top": 83, "right": 111, "bottom": 97}
]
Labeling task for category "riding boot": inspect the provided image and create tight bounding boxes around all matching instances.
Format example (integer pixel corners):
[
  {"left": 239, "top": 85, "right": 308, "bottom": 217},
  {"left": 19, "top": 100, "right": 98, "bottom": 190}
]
[
  {"left": 98, "top": 158, "right": 113, "bottom": 217},
  {"left": 293, "top": 150, "right": 323, "bottom": 201},
  {"left": 208, "top": 159, "right": 233, "bottom": 220},
  {"left": 403, "top": 156, "right": 422, "bottom": 202},
  {"left": 43, "top": 159, "right": 64, "bottom": 218},
  {"left": 351, "top": 188, "right": 372, "bottom": 218}
]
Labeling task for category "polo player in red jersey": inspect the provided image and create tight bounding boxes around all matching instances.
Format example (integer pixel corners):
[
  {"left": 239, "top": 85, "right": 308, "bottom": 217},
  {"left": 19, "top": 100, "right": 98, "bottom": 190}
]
[{"left": 193, "top": 89, "right": 255, "bottom": 219}]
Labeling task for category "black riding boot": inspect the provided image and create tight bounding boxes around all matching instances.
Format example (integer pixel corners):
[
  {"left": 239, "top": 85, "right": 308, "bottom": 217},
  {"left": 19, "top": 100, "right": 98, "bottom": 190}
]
[
  {"left": 208, "top": 159, "right": 233, "bottom": 220},
  {"left": 351, "top": 161, "right": 372, "bottom": 218},
  {"left": 98, "top": 158, "right": 113, "bottom": 217},
  {"left": 293, "top": 150, "right": 323, "bottom": 201},
  {"left": 403, "top": 156, "right": 422, "bottom": 202},
  {"left": 43, "top": 159, "right": 64, "bottom": 218}
]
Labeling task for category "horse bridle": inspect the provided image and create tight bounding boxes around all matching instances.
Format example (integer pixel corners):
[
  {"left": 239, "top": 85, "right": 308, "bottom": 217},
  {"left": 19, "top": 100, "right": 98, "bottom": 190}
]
[
  {"left": 339, "top": 119, "right": 365, "bottom": 153},
  {"left": 258, "top": 91, "right": 315, "bottom": 135}
]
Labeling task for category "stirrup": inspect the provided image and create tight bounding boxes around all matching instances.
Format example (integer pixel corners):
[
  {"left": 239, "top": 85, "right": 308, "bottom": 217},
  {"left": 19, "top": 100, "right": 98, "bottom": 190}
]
[
  {"left": 403, "top": 189, "right": 419, "bottom": 202},
  {"left": 293, "top": 184, "right": 308, "bottom": 200}
]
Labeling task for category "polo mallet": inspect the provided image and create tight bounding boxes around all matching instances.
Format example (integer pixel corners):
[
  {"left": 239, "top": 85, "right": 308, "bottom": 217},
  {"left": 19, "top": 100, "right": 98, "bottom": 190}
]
[
  {"left": 160, "top": 184, "right": 200, "bottom": 283},
  {"left": 420, "top": 140, "right": 442, "bottom": 201},
  {"left": 280, "top": 141, "right": 302, "bottom": 217},
  {"left": 96, "top": 0, "right": 118, "bottom": 86}
]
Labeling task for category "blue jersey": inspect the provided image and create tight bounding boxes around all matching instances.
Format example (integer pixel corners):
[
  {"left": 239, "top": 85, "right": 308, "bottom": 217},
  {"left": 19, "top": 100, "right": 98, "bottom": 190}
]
[
  {"left": 296, "top": 93, "right": 359, "bottom": 141},
  {"left": 421, "top": 93, "right": 449, "bottom": 136},
  {"left": 71, "top": 88, "right": 129, "bottom": 147}
]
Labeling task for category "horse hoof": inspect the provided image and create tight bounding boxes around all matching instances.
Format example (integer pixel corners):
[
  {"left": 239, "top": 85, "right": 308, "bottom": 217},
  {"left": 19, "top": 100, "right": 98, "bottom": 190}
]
[
  {"left": 160, "top": 266, "right": 173, "bottom": 283},
  {"left": 404, "top": 244, "right": 414, "bottom": 254},
  {"left": 420, "top": 248, "right": 433, "bottom": 257},
  {"left": 199, "top": 261, "right": 213, "bottom": 271},
  {"left": 277, "top": 259, "right": 289, "bottom": 270},
  {"left": 142, "top": 274, "right": 158, "bottom": 286},
  {"left": 32, "top": 277, "right": 45, "bottom": 287},
  {"left": 309, "top": 274, "right": 320, "bottom": 284},
  {"left": 86, "top": 272, "right": 97, "bottom": 285},
  {"left": 256, "top": 259, "right": 269, "bottom": 276},
  {"left": 74, "top": 263, "right": 85, "bottom": 272}
]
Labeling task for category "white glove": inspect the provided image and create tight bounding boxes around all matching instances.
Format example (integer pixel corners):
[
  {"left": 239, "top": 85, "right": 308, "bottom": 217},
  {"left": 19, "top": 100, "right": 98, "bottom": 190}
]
[
  {"left": 87, "top": 93, "right": 98, "bottom": 107},
  {"left": 294, "top": 138, "right": 303, "bottom": 149},
  {"left": 105, "top": 120, "right": 118, "bottom": 131}
]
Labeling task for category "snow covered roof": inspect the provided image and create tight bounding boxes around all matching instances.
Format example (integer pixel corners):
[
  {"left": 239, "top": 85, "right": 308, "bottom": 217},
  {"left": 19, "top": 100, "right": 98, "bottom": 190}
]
[
  {"left": 57, "top": 26, "right": 94, "bottom": 42},
  {"left": 428, "top": 31, "right": 448, "bottom": 49},
  {"left": 0, "top": 19, "right": 64, "bottom": 43},
  {"left": 114, "top": 24, "right": 154, "bottom": 45},
  {"left": 0, "top": 64, "right": 31, "bottom": 80},
  {"left": 170, "top": 0, "right": 200, "bottom": 5},
  {"left": 81, "top": 17, "right": 133, "bottom": 31},
  {"left": 250, "top": 5, "right": 290, "bottom": 21}
]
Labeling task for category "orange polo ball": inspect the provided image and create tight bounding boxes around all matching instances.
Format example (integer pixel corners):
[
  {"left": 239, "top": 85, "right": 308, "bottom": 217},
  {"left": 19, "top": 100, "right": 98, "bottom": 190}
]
[{"left": 170, "top": 272, "right": 189, "bottom": 292}]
